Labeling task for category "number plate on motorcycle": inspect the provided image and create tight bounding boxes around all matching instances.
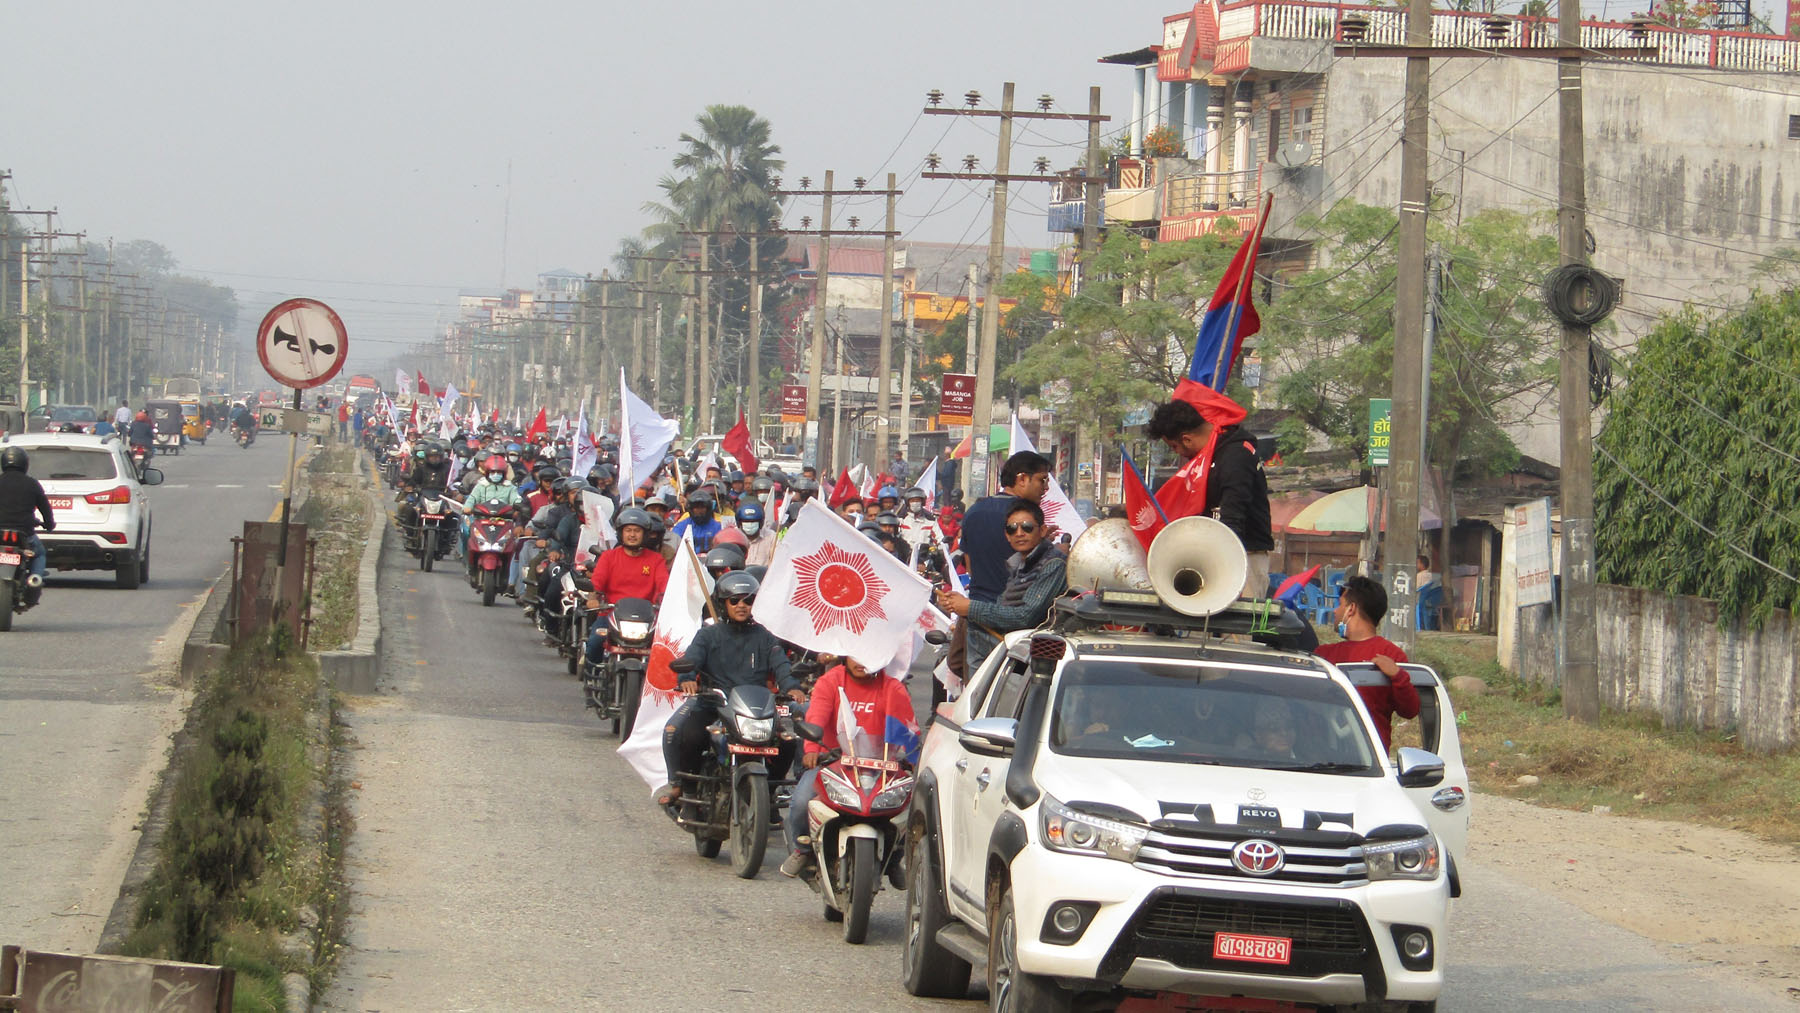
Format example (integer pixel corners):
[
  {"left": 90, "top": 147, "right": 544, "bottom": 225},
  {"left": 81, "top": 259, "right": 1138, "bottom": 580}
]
[
  {"left": 47, "top": 496, "right": 73, "bottom": 510},
  {"left": 0, "top": 550, "right": 20, "bottom": 566},
  {"left": 727, "top": 744, "right": 780, "bottom": 756},
  {"left": 1212, "top": 932, "right": 1292, "bottom": 966}
]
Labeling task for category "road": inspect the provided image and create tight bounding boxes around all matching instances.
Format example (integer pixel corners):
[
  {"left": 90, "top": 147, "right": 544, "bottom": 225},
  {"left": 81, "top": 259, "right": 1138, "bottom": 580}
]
[
  {"left": 0, "top": 433, "right": 292, "bottom": 953},
  {"left": 327, "top": 530, "right": 1793, "bottom": 1013}
]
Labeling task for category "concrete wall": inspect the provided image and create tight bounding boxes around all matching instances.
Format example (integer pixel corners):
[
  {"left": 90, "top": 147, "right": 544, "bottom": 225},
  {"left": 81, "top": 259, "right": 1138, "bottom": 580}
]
[{"left": 1261, "top": 51, "right": 1800, "bottom": 466}]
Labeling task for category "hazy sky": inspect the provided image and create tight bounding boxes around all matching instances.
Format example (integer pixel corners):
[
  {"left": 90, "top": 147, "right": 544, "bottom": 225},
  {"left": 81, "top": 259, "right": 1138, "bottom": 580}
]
[{"left": 2, "top": 1, "right": 1158, "bottom": 371}]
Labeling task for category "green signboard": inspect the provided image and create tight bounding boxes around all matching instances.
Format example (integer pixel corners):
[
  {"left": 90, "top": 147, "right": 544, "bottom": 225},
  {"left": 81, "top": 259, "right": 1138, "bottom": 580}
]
[{"left": 1368, "top": 398, "right": 1392, "bottom": 467}]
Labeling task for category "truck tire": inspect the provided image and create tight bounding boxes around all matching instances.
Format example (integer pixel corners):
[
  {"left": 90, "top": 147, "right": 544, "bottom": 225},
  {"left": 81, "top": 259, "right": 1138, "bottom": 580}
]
[
  {"left": 989, "top": 888, "right": 1074, "bottom": 1013},
  {"left": 902, "top": 823, "right": 972, "bottom": 997}
]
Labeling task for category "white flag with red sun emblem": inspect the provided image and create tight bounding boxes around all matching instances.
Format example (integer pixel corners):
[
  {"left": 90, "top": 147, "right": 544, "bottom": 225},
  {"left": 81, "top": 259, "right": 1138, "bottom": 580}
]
[
  {"left": 755, "top": 499, "right": 933, "bottom": 672},
  {"left": 618, "top": 537, "right": 712, "bottom": 788}
]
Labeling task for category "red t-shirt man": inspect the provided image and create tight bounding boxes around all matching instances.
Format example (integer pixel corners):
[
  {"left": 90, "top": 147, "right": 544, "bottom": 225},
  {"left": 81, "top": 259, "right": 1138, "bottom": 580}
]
[
  {"left": 589, "top": 544, "right": 669, "bottom": 604},
  {"left": 804, "top": 662, "right": 920, "bottom": 762},
  {"left": 1314, "top": 576, "right": 1421, "bottom": 752}
]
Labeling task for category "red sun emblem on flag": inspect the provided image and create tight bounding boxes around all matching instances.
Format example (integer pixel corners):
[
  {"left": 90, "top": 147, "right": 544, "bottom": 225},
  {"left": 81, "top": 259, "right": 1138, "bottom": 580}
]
[
  {"left": 791, "top": 541, "right": 890, "bottom": 634},
  {"left": 1131, "top": 503, "right": 1159, "bottom": 532}
]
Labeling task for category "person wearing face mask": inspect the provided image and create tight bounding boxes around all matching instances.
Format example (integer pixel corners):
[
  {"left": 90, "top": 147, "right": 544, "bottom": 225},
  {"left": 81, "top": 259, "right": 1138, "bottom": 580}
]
[
  {"left": 779, "top": 649, "right": 919, "bottom": 879},
  {"left": 462, "top": 454, "right": 524, "bottom": 578},
  {"left": 736, "top": 502, "right": 778, "bottom": 568},
  {"left": 672, "top": 492, "right": 722, "bottom": 552},
  {"left": 1313, "top": 576, "right": 1419, "bottom": 752},
  {"left": 936, "top": 498, "right": 1068, "bottom": 671}
]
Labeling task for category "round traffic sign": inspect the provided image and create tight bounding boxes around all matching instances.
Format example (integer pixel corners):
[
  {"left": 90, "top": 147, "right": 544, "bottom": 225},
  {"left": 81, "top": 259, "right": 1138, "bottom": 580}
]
[{"left": 256, "top": 298, "right": 348, "bottom": 390}]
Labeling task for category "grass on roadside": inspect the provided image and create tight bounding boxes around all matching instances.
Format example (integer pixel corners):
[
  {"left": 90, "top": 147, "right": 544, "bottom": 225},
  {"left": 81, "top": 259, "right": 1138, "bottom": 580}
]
[{"left": 1403, "top": 633, "right": 1800, "bottom": 847}]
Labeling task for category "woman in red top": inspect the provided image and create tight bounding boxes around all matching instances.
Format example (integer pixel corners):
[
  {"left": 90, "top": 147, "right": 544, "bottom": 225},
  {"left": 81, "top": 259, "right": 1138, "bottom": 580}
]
[{"left": 1313, "top": 575, "right": 1421, "bottom": 752}]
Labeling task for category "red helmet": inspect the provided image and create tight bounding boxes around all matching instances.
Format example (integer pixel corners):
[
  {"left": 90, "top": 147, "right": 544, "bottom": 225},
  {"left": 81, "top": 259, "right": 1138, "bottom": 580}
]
[{"left": 481, "top": 454, "right": 508, "bottom": 473}]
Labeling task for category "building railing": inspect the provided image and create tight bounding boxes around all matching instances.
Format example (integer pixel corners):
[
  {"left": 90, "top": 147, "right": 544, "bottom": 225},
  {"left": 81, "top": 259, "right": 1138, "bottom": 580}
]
[
  {"left": 1158, "top": 166, "right": 1265, "bottom": 242},
  {"left": 1206, "top": 0, "right": 1800, "bottom": 74}
]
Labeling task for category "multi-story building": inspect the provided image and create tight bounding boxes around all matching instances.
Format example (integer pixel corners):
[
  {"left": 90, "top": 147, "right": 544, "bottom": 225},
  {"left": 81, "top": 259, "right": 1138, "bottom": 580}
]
[{"left": 1066, "top": 0, "right": 1800, "bottom": 461}]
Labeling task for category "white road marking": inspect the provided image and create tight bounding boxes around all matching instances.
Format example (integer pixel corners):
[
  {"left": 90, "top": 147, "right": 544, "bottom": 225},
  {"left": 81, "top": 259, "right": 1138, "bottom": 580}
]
[{"left": 214, "top": 483, "right": 242, "bottom": 488}]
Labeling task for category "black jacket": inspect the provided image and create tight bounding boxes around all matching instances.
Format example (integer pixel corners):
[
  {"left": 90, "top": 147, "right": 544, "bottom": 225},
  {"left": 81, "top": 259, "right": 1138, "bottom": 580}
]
[
  {"left": 679, "top": 620, "right": 798, "bottom": 694},
  {"left": 127, "top": 419, "right": 155, "bottom": 446},
  {"left": 0, "top": 471, "right": 55, "bottom": 532},
  {"left": 1204, "top": 424, "right": 1274, "bottom": 552},
  {"left": 409, "top": 458, "right": 452, "bottom": 492}
]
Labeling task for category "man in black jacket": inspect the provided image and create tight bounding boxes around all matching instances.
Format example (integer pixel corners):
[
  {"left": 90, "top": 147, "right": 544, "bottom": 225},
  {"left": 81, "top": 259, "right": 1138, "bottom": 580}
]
[
  {"left": 1145, "top": 396, "right": 1274, "bottom": 598},
  {"left": 0, "top": 446, "right": 55, "bottom": 604}
]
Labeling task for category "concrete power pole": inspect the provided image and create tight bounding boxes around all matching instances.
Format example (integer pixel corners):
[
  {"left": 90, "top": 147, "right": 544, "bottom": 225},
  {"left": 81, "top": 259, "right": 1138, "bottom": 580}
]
[
  {"left": 747, "top": 236, "right": 763, "bottom": 447},
  {"left": 1075, "top": 85, "right": 1104, "bottom": 510},
  {"left": 1557, "top": 0, "right": 1600, "bottom": 722},
  {"left": 969, "top": 82, "right": 1016, "bottom": 497},
  {"left": 697, "top": 234, "right": 711, "bottom": 434},
  {"left": 875, "top": 172, "right": 898, "bottom": 467},
  {"left": 899, "top": 297, "right": 916, "bottom": 466},
  {"left": 962, "top": 261, "right": 979, "bottom": 492},
  {"left": 804, "top": 170, "right": 834, "bottom": 472}
]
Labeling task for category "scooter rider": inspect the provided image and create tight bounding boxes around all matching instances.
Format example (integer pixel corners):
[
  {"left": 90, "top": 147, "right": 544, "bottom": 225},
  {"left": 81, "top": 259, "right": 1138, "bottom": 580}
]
[
  {"left": 656, "top": 571, "right": 805, "bottom": 806},
  {"left": 779, "top": 650, "right": 920, "bottom": 879},
  {"left": 0, "top": 447, "right": 56, "bottom": 605},
  {"left": 672, "top": 492, "right": 723, "bottom": 553},
  {"left": 462, "top": 454, "right": 523, "bottom": 572}
]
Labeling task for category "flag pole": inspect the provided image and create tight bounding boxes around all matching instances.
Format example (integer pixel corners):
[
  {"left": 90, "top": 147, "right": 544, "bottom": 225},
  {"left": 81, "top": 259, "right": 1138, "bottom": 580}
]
[
  {"left": 682, "top": 538, "right": 719, "bottom": 621},
  {"left": 1208, "top": 192, "right": 1275, "bottom": 390}
]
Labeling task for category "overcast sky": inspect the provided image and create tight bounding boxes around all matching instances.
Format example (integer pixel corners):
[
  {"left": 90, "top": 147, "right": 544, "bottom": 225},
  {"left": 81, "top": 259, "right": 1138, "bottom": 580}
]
[{"left": 2, "top": 0, "right": 1159, "bottom": 371}]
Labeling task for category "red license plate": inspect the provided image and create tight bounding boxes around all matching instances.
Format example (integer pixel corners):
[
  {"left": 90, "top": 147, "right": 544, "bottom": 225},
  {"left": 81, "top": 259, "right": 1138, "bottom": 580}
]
[
  {"left": 1213, "top": 932, "right": 1292, "bottom": 965},
  {"left": 48, "top": 496, "right": 73, "bottom": 510},
  {"left": 0, "top": 550, "right": 20, "bottom": 566},
  {"left": 727, "top": 743, "right": 780, "bottom": 756}
]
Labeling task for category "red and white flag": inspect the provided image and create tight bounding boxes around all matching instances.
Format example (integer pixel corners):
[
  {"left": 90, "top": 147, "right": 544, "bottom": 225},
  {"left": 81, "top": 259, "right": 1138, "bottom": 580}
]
[
  {"left": 914, "top": 453, "right": 939, "bottom": 510},
  {"left": 827, "top": 468, "right": 857, "bottom": 509},
  {"left": 1009, "top": 414, "right": 1083, "bottom": 539},
  {"left": 754, "top": 500, "right": 933, "bottom": 672},
  {"left": 416, "top": 370, "right": 431, "bottom": 396},
  {"left": 619, "top": 538, "right": 713, "bottom": 788}
]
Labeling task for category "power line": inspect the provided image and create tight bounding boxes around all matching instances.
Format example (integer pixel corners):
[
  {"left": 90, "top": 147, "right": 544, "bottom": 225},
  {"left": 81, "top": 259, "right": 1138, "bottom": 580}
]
[{"left": 1595, "top": 442, "right": 1800, "bottom": 585}]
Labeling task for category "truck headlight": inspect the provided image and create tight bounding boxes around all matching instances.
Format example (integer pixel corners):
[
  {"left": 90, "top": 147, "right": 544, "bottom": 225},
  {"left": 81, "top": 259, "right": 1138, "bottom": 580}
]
[
  {"left": 1364, "top": 836, "right": 1440, "bottom": 881},
  {"left": 1041, "top": 795, "right": 1146, "bottom": 862}
]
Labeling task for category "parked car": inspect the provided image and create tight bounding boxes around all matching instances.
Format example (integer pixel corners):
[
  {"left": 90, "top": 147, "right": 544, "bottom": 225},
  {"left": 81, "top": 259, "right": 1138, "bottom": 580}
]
[
  {"left": 0, "top": 433, "right": 159, "bottom": 588},
  {"left": 902, "top": 590, "right": 1468, "bottom": 1012}
]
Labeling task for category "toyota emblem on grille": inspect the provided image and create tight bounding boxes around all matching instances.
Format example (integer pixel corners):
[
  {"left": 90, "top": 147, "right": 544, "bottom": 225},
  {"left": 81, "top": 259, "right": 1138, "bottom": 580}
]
[
  {"left": 1231, "top": 838, "right": 1286, "bottom": 876},
  {"left": 1246, "top": 787, "right": 1267, "bottom": 802}
]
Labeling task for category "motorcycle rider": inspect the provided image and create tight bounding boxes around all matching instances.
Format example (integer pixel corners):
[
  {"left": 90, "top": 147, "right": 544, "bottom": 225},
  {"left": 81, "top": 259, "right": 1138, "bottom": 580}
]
[
  {"left": 672, "top": 492, "right": 722, "bottom": 553},
  {"left": 736, "top": 502, "right": 779, "bottom": 568},
  {"left": 0, "top": 447, "right": 56, "bottom": 605},
  {"left": 401, "top": 444, "right": 455, "bottom": 552},
  {"left": 462, "top": 453, "right": 523, "bottom": 577},
  {"left": 126, "top": 411, "right": 156, "bottom": 465},
  {"left": 901, "top": 487, "right": 935, "bottom": 522},
  {"left": 656, "top": 571, "right": 805, "bottom": 806},
  {"left": 779, "top": 649, "right": 920, "bottom": 879},
  {"left": 582, "top": 507, "right": 669, "bottom": 665},
  {"left": 228, "top": 402, "right": 255, "bottom": 445}
]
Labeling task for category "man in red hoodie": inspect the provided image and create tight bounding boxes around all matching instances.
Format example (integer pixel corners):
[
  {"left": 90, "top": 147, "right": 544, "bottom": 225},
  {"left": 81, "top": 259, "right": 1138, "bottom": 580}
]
[
  {"left": 779, "top": 651, "right": 920, "bottom": 879},
  {"left": 1313, "top": 576, "right": 1420, "bottom": 753}
]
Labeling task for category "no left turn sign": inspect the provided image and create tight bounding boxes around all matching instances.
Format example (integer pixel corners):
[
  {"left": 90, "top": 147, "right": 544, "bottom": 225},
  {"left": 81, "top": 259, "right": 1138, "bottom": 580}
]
[{"left": 256, "top": 297, "right": 348, "bottom": 390}]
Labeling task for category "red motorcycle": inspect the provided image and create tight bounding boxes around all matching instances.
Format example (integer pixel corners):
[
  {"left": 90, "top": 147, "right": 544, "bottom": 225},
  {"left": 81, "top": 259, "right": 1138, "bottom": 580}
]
[
  {"left": 128, "top": 444, "right": 152, "bottom": 482},
  {"left": 464, "top": 498, "right": 519, "bottom": 606},
  {"left": 793, "top": 724, "right": 915, "bottom": 944}
]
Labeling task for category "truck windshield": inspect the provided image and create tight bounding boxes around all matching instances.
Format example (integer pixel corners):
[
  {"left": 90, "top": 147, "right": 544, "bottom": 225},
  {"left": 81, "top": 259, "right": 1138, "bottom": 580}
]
[{"left": 1048, "top": 660, "right": 1381, "bottom": 775}]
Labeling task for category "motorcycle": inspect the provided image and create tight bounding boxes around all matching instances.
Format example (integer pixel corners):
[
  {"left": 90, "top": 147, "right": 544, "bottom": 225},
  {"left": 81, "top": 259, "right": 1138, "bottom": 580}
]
[
  {"left": 233, "top": 423, "right": 255, "bottom": 449},
  {"left": 555, "top": 570, "right": 599, "bottom": 677},
  {"left": 129, "top": 444, "right": 153, "bottom": 481},
  {"left": 581, "top": 596, "right": 656, "bottom": 737},
  {"left": 665, "top": 658, "right": 800, "bottom": 879},
  {"left": 0, "top": 528, "right": 42, "bottom": 632},
  {"left": 791, "top": 722, "right": 914, "bottom": 944},
  {"left": 412, "top": 491, "right": 455, "bottom": 572},
  {"left": 464, "top": 498, "right": 518, "bottom": 606}
]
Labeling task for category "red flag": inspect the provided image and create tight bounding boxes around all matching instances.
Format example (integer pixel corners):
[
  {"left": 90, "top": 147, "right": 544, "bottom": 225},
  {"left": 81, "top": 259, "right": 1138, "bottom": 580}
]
[
  {"left": 1120, "top": 447, "right": 1168, "bottom": 552},
  {"left": 827, "top": 468, "right": 857, "bottom": 509},
  {"left": 720, "top": 411, "right": 759, "bottom": 475},
  {"left": 489, "top": 408, "right": 499, "bottom": 424},
  {"left": 524, "top": 407, "right": 549, "bottom": 442},
  {"left": 416, "top": 370, "right": 430, "bottom": 395},
  {"left": 1154, "top": 379, "right": 1250, "bottom": 523},
  {"left": 407, "top": 401, "right": 418, "bottom": 432},
  {"left": 948, "top": 429, "right": 972, "bottom": 460}
]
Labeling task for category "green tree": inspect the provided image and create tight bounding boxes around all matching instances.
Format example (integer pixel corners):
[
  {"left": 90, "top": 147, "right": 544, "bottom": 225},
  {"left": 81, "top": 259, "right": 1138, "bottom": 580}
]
[{"left": 1595, "top": 290, "right": 1800, "bottom": 626}]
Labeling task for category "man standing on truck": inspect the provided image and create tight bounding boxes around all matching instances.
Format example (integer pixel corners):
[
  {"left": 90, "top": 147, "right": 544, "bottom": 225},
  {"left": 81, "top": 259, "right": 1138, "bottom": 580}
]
[{"left": 1313, "top": 576, "right": 1420, "bottom": 752}]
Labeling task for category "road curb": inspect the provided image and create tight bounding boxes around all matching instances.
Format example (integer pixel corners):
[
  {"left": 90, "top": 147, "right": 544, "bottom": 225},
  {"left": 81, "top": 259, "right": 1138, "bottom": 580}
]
[{"left": 319, "top": 453, "right": 385, "bottom": 694}]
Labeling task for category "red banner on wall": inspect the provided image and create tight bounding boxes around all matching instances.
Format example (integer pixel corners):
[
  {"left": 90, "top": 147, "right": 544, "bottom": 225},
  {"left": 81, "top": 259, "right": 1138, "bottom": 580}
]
[{"left": 939, "top": 372, "right": 976, "bottom": 425}]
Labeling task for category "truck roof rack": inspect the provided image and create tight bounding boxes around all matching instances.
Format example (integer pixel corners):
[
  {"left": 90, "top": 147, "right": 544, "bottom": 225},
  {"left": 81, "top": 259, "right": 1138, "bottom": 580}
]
[{"left": 1053, "top": 589, "right": 1312, "bottom": 651}]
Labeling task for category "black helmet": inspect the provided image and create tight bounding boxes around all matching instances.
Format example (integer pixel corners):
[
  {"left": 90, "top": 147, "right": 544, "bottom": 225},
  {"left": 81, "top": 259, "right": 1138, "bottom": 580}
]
[
  {"left": 703, "top": 543, "right": 746, "bottom": 573},
  {"left": 615, "top": 507, "right": 654, "bottom": 532},
  {"left": 751, "top": 476, "right": 773, "bottom": 494},
  {"left": 790, "top": 476, "right": 817, "bottom": 495},
  {"left": 857, "top": 521, "right": 883, "bottom": 539},
  {"left": 713, "top": 569, "right": 760, "bottom": 605},
  {"left": 904, "top": 486, "right": 926, "bottom": 502},
  {"left": 687, "top": 493, "right": 715, "bottom": 513},
  {"left": 645, "top": 514, "right": 667, "bottom": 549},
  {"left": 0, "top": 446, "right": 27, "bottom": 473},
  {"left": 876, "top": 511, "right": 901, "bottom": 528},
  {"left": 744, "top": 564, "right": 768, "bottom": 583}
]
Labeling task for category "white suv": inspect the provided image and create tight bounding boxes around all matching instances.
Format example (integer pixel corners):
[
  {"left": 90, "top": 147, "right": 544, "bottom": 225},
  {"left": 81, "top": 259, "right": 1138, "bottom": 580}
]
[
  {"left": 2, "top": 433, "right": 160, "bottom": 589},
  {"left": 902, "top": 595, "right": 1469, "bottom": 1013}
]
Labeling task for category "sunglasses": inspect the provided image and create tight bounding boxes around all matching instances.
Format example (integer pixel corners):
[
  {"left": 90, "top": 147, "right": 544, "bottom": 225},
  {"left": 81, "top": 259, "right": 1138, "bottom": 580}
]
[
  {"left": 1005, "top": 521, "right": 1040, "bottom": 534},
  {"left": 724, "top": 595, "right": 756, "bottom": 606}
]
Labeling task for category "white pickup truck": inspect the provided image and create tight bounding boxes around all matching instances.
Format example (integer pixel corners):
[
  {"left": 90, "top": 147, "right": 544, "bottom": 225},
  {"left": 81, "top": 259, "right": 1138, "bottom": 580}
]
[{"left": 901, "top": 593, "right": 1469, "bottom": 1013}]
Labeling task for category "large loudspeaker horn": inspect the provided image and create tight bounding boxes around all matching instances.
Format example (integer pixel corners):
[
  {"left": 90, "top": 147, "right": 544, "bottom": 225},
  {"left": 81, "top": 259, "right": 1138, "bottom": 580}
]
[
  {"left": 1146, "top": 516, "right": 1248, "bottom": 617},
  {"left": 1065, "top": 518, "right": 1152, "bottom": 593}
]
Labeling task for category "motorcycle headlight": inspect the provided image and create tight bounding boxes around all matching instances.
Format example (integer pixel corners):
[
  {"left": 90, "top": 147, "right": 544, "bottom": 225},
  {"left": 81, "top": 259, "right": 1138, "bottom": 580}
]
[
  {"left": 1364, "top": 836, "right": 1440, "bottom": 881},
  {"left": 871, "top": 776, "right": 914, "bottom": 811},
  {"left": 735, "top": 716, "right": 774, "bottom": 743},
  {"left": 1040, "top": 794, "right": 1146, "bottom": 863},
  {"left": 822, "top": 773, "right": 862, "bottom": 809},
  {"left": 616, "top": 620, "right": 652, "bottom": 642}
]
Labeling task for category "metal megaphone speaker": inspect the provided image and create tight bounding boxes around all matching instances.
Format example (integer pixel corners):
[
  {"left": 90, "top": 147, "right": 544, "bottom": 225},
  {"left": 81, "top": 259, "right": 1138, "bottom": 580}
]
[
  {"left": 1065, "top": 518, "right": 1153, "bottom": 593},
  {"left": 1146, "top": 515, "right": 1249, "bottom": 617}
]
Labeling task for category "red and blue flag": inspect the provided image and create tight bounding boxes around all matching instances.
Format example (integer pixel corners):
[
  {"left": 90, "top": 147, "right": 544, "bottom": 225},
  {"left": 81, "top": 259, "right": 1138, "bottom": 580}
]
[{"left": 1185, "top": 196, "right": 1272, "bottom": 391}]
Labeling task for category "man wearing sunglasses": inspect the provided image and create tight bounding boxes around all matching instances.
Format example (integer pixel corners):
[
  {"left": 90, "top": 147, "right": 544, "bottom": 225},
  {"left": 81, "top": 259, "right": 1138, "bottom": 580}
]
[
  {"left": 937, "top": 498, "right": 1068, "bottom": 671},
  {"left": 941, "top": 452, "right": 1051, "bottom": 701}
]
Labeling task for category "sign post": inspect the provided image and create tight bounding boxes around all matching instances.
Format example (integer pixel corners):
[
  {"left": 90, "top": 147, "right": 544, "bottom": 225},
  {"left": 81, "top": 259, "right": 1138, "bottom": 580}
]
[{"left": 254, "top": 298, "right": 349, "bottom": 640}]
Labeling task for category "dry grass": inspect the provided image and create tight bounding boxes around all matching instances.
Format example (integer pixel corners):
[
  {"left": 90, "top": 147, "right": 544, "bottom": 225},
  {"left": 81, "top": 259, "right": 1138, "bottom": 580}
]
[{"left": 1406, "top": 632, "right": 1800, "bottom": 848}]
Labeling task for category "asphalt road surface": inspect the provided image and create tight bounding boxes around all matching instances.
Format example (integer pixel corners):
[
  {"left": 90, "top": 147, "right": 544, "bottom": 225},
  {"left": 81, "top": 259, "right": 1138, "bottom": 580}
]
[
  {"left": 0, "top": 433, "right": 293, "bottom": 953},
  {"left": 326, "top": 524, "right": 1792, "bottom": 1012}
]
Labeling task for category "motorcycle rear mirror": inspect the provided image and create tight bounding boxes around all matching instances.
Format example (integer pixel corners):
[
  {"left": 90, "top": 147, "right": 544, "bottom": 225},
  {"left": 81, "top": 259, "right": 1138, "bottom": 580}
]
[
  {"left": 793, "top": 720, "right": 825, "bottom": 743},
  {"left": 924, "top": 629, "right": 950, "bottom": 646},
  {"left": 142, "top": 468, "right": 165, "bottom": 486},
  {"left": 669, "top": 658, "right": 697, "bottom": 675}
]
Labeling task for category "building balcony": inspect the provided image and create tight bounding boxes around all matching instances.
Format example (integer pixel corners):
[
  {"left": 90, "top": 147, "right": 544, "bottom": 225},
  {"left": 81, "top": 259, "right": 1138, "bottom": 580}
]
[
  {"left": 1169, "top": 0, "right": 1800, "bottom": 77},
  {"left": 1047, "top": 199, "right": 1087, "bottom": 233},
  {"left": 1158, "top": 167, "right": 1264, "bottom": 242}
]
